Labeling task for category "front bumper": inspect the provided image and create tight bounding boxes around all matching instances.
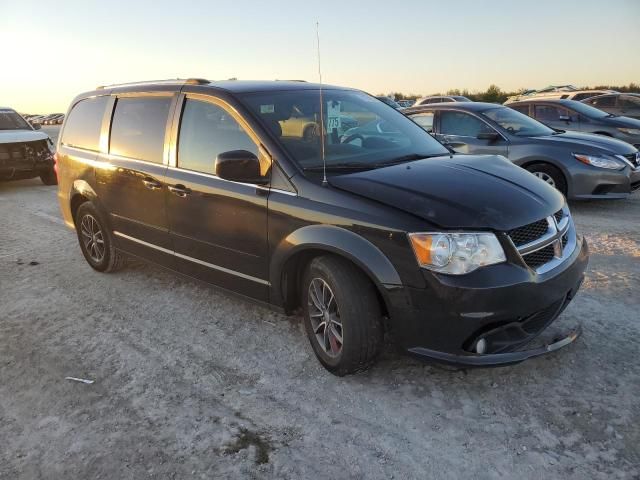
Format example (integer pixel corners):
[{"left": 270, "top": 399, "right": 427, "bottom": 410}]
[
  {"left": 568, "top": 163, "right": 640, "bottom": 199},
  {"left": 384, "top": 236, "right": 589, "bottom": 367}
]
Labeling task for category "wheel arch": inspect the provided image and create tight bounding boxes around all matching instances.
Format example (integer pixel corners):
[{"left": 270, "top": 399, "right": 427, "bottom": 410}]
[
  {"left": 270, "top": 225, "right": 401, "bottom": 315},
  {"left": 69, "top": 180, "right": 104, "bottom": 226}
]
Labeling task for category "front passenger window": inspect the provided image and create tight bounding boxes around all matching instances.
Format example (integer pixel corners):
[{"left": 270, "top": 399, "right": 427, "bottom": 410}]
[
  {"left": 411, "top": 112, "right": 434, "bottom": 132},
  {"left": 178, "top": 99, "right": 260, "bottom": 175}
]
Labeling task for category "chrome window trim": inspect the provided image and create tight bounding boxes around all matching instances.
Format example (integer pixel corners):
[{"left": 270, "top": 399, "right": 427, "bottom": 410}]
[{"left": 113, "top": 231, "right": 270, "bottom": 286}]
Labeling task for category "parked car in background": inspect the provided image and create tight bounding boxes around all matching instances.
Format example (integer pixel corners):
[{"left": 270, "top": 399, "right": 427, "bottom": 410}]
[
  {"left": 54, "top": 114, "right": 65, "bottom": 125},
  {"left": 414, "top": 95, "right": 471, "bottom": 106},
  {"left": 57, "top": 79, "right": 587, "bottom": 375},
  {"left": 279, "top": 106, "right": 357, "bottom": 141},
  {"left": 397, "top": 100, "right": 415, "bottom": 108},
  {"left": 0, "top": 107, "right": 57, "bottom": 185},
  {"left": 28, "top": 115, "right": 45, "bottom": 125},
  {"left": 582, "top": 93, "right": 640, "bottom": 120},
  {"left": 508, "top": 99, "right": 640, "bottom": 148},
  {"left": 404, "top": 102, "right": 640, "bottom": 199},
  {"left": 375, "top": 96, "right": 404, "bottom": 109},
  {"left": 504, "top": 85, "right": 616, "bottom": 104},
  {"left": 44, "top": 114, "right": 64, "bottom": 125}
]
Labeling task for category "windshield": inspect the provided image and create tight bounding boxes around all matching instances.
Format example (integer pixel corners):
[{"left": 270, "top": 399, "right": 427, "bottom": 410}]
[
  {"left": 0, "top": 110, "right": 31, "bottom": 130},
  {"left": 240, "top": 89, "right": 449, "bottom": 173},
  {"left": 484, "top": 107, "right": 555, "bottom": 137},
  {"left": 564, "top": 100, "right": 611, "bottom": 118}
]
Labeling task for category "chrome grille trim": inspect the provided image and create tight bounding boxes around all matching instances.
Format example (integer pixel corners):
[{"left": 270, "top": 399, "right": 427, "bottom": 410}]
[{"left": 508, "top": 206, "right": 577, "bottom": 274}]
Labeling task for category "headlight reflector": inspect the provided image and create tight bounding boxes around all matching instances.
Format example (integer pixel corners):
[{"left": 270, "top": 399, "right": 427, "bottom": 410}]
[
  {"left": 408, "top": 232, "right": 506, "bottom": 275},
  {"left": 618, "top": 128, "right": 640, "bottom": 136},
  {"left": 572, "top": 153, "right": 625, "bottom": 170}
]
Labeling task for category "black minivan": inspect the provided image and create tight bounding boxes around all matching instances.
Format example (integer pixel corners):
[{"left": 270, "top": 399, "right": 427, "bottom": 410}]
[{"left": 57, "top": 79, "right": 588, "bottom": 375}]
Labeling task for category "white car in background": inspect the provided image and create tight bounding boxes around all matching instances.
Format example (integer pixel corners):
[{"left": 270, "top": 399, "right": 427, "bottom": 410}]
[
  {"left": 504, "top": 85, "right": 616, "bottom": 104},
  {"left": 0, "top": 107, "right": 57, "bottom": 185}
]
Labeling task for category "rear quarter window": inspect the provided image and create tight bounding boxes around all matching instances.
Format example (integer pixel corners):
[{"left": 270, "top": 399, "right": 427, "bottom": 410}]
[
  {"left": 109, "top": 96, "right": 172, "bottom": 163},
  {"left": 61, "top": 96, "right": 109, "bottom": 151}
]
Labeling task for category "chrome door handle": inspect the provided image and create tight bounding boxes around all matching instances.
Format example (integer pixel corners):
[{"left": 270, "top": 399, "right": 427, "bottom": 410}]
[
  {"left": 142, "top": 178, "right": 162, "bottom": 190},
  {"left": 168, "top": 184, "right": 191, "bottom": 197}
]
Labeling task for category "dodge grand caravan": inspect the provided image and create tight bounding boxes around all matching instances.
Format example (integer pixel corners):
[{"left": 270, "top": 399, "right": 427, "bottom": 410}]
[{"left": 57, "top": 79, "right": 589, "bottom": 375}]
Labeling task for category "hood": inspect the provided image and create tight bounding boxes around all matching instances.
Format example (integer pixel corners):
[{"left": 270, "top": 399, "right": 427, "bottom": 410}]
[
  {"left": 531, "top": 131, "right": 637, "bottom": 154},
  {"left": 0, "top": 129, "right": 50, "bottom": 144},
  {"left": 329, "top": 155, "right": 564, "bottom": 231},
  {"left": 606, "top": 115, "right": 640, "bottom": 129}
]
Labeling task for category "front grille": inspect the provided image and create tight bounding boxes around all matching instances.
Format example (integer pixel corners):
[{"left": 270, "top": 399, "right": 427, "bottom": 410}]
[
  {"left": 521, "top": 297, "right": 565, "bottom": 334},
  {"left": 508, "top": 219, "right": 549, "bottom": 247},
  {"left": 0, "top": 140, "right": 50, "bottom": 167},
  {"left": 622, "top": 152, "right": 640, "bottom": 168},
  {"left": 554, "top": 209, "right": 564, "bottom": 223},
  {"left": 523, "top": 244, "right": 555, "bottom": 269}
]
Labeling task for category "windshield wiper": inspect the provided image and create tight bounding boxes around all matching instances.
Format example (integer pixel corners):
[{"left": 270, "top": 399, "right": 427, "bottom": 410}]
[
  {"left": 302, "top": 163, "right": 376, "bottom": 172},
  {"left": 372, "top": 153, "right": 447, "bottom": 167}
]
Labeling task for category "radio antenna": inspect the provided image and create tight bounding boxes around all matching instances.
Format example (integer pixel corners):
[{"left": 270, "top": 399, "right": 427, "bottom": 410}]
[{"left": 316, "top": 21, "right": 328, "bottom": 186}]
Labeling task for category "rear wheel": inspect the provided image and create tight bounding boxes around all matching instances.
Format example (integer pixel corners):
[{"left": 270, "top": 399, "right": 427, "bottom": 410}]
[
  {"left": 526, "top": 163, "right": 567, "bottom": 196},
  {"left": 75, "top": 202, "right": 125, "bottom": 272},
  {"left": 40, "top": 168, "right": 57, "bottom": 185},
  {"left": 302, "top": 255, "right": 383, "bottom": 376}
]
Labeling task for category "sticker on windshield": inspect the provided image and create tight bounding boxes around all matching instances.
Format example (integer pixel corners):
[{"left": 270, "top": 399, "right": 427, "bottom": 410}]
[
  {"left": 260, "top": 104, "right": 275, "bottom": 114},
  {"left": 327, "top": 101, "right": 342, "bottom": 132}
]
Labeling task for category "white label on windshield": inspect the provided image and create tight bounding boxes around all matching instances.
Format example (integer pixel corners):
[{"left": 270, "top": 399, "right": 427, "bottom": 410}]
[
  {"left": 260, "top": 104, "right": 275, "bottom": 114},
  {"left": 327, "top": 101, "right": 341, "bottom": 132}
]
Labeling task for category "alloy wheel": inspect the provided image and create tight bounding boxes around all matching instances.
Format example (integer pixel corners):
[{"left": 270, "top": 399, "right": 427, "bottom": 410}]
[
  {"left": 533, "top": 171, "right": 556, "bottom": 188},
  {"left": 307, "top": 278, "right": 343, "bottom": 358},
  {"left": 80, "top": 214, "right": 105, "bottom": 263}
]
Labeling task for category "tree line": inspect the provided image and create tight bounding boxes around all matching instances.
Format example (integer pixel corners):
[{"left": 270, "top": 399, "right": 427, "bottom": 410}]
[{"left": 381, "top": 83, "right": 640, "bottom": 104}]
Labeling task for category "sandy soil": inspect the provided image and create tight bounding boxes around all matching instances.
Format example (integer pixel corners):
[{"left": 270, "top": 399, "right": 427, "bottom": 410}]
[{"left": 1, "top": 169, "right": 638, "bottom": 478}]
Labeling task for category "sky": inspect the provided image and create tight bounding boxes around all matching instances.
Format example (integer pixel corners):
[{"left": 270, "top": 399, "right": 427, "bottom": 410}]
[{"left": 1, "top": 0, "right": 639, "bottom": 113}]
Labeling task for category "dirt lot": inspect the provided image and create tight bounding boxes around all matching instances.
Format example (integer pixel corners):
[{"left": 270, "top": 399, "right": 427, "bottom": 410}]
[{"left": 1, "top": 153, "right": 639, "bottom": 478}]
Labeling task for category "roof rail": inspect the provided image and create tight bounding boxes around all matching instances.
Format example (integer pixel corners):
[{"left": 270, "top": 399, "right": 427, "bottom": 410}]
[{"left": 96, "top": 78, "right": 210, "bottom": 90}]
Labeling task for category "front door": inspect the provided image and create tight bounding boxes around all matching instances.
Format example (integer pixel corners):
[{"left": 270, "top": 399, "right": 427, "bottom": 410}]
[
  {"left": 165, "top": 95, "right": 270, "bottom": 301},
  {"left": 95, "top": 94, "right": 175, "bottom": 264},
  {"left": 435, "top": 110, "right": 508, "bottom": 157},
  {"left": 532, "top": 104, "right": 578, "bottom": 132}
]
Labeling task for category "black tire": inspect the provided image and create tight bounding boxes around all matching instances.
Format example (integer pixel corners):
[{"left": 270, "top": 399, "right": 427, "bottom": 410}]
[
  {"left": 40, "top": 168, "right": 58, "bottom": 186},
  {"left": 75, "top": 202, "right": 125, "bottom": 272},
  {"left": 302, "top": 255, "right": 383, "bottom": 376},
  {"left": 526, "top": 163, "right": 567, "bottom": 196}
]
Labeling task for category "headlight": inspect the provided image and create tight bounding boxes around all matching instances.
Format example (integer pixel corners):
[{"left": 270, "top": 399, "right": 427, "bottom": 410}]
[
  {"left": 572, "top": 153, "right": 625, "bottom": 170},
  {"left": 408, "top": 232, "right": 506, "bottom": 275},
  {"left": 618, "top": 128, "right": 640, "bottom": 136}
]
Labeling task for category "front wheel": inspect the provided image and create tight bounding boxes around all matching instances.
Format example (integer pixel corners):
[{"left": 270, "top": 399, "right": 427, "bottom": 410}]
[
  {"left": 75, "top": 202, "right": 125, "bottom": 272},
  {"left": 526, "top": 163, "right": 567, "bottom": 196},
  {"left": 302, "top": 256, "right": 383, "bottom": 376}
]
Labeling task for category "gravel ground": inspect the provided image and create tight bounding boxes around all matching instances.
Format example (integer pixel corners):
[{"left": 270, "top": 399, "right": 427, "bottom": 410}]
[{"left": 1, "top": 145, "right": 639, "bottom": 478}]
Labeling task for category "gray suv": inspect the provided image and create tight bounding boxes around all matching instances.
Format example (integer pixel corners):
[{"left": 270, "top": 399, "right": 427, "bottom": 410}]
[
  {"left": 508, "top": 99, "right": 640, "bottom": 148},
  {"left": 404, "top": 102, "right": 640, "bottom": 199}
]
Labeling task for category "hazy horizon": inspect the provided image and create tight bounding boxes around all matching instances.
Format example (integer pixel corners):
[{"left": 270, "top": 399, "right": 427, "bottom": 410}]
[{"left": 1, "top": 0, "right": 639, "bottom": 113}]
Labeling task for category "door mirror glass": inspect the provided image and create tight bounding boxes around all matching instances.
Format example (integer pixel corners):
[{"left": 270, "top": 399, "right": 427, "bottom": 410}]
[
  {"left": 32, "top": 123, "right": 41, "bottom": 130},
  {"left": 215, "top": 150, "right": 268, "bottom": 184}
]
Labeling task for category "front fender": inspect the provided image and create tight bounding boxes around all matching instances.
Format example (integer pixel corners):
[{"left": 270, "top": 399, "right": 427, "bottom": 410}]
[{"left": 270, "top": 224, "right": 402, "bottom": 307}]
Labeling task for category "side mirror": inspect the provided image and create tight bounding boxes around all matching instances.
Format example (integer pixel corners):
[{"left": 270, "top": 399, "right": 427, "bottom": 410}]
[
  {"left": 32, "top": 123, "right": 41, "bottom": 130},
  {"left": 215, "top": 150, "right": 268, "bottom": 184},
  {"left": 477, "top": 132, "right": 500, "bottom": 142},
  {"left": 558, "top": 115, "right": 571, "bottom": 122}
]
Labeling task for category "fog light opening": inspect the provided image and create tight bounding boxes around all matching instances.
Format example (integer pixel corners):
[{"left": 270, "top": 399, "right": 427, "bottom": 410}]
[{"left": 475, "top": 338, "right": 487, "bottom": 354}]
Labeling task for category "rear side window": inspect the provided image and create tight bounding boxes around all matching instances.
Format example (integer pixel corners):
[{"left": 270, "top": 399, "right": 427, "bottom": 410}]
[
  {"left": 177, "top": 99, "right": 258, "bottom": 175},
  {"left": 61, "top": 96, "right": 108, "bottom": 151},
  {"left": 440, "top": 111, "right": 492, "bottom": 136},
  {"left": 110, "top": 96, "right": 172, "bottom": 163},
  {"left": 589, "top": 96, "right": 616, "bottom": 107},
  {"left": 510, "top": 105, "right": 530, "bottom": 115}
]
